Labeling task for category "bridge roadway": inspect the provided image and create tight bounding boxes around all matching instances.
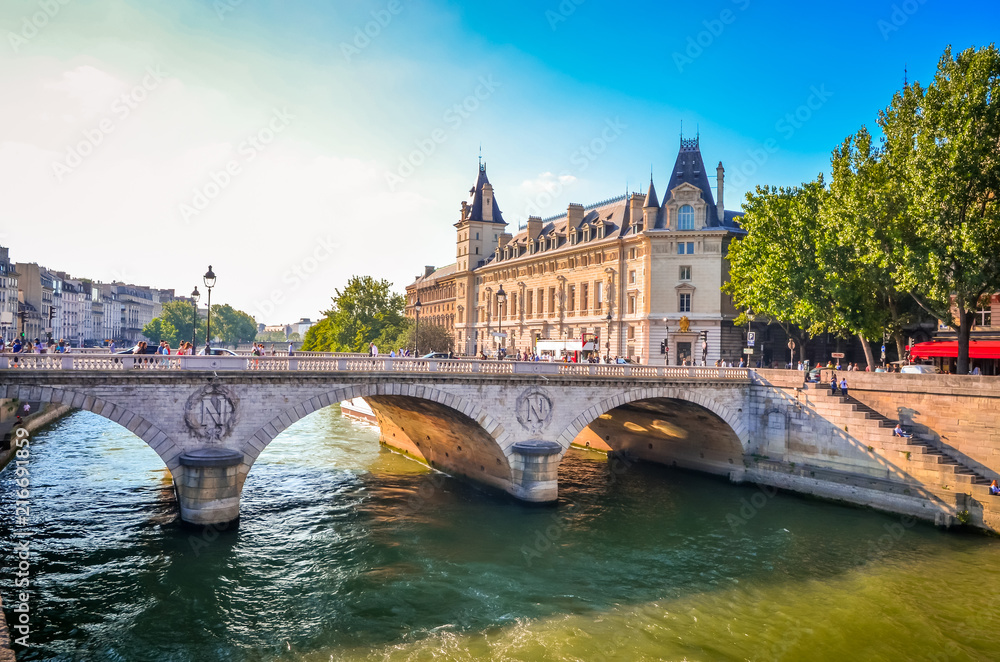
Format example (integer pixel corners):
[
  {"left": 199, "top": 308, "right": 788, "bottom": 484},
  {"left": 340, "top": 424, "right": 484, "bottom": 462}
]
[{"left": 1, "top": 354, "right": 752, "bottom": 526}]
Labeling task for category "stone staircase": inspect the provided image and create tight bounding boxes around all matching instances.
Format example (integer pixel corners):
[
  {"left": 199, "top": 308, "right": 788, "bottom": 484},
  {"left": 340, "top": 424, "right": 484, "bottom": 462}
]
[{"left": 805, "top": 382, "right": 998, "bottom": 526}]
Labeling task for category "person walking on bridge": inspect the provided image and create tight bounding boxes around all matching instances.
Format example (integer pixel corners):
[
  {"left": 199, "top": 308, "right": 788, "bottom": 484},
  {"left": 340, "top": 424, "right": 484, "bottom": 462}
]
[{"left": 830, "top": 373, "right": 838, "bottom": 396}]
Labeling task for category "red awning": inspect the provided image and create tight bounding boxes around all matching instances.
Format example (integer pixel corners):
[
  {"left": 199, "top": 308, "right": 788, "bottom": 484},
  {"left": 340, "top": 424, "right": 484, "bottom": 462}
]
[{"left": 910, "top": 340, "right": 1000, "bottom": 359}]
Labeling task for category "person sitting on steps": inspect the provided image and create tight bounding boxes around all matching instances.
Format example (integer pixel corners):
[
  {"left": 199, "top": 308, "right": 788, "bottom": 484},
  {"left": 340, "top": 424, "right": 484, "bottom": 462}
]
[
  {"left": 893, "top": 423, "right": 911, "bottom": 438},
  {"left": 990, "top": 480, "right": 1000, "bottom": 496}
]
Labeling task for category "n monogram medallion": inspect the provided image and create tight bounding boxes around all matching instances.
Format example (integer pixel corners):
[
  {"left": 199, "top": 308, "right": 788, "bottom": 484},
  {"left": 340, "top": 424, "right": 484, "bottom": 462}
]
[
  {"left": 516, "top": 387, "right": 553, "bottom": 433},
  {"left": 184, "top": 384, "right": 239, "bottom": 442}
]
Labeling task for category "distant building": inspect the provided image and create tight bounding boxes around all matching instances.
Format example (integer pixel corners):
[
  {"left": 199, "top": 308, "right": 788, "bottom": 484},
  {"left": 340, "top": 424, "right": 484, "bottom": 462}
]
[
  {"left": 296, "top": 318, "right": 314, "bottom": 336},
  {"left": 0, "top": 247, "right": 18, "bottom": 343},
  {"left": 407, "top": 136, "right": 746, "bottom": 363}
]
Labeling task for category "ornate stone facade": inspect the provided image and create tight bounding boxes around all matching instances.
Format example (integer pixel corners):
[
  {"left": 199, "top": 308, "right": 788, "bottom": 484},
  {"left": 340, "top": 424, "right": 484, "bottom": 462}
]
[{"left": 407, "top": 137, "right": 749, "bottom": 364}]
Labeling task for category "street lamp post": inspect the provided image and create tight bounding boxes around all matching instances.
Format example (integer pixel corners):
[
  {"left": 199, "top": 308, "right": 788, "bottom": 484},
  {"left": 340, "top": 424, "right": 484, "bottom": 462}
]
[
  {"left": 701, "top": 330, "right": 708, "bottom": 366},
  {"left": 203, "top": 265, "right": 216, "bottom": 352},
  {"left": 788, "top": 339, "right": 795, "bottom": 369},
  {"left": 414, "top": 298, "right": 422, "bottom": 356},
  {"left": 605, "top": 312, "right": 613, "bottom": 361},
  {"left": 496, "top": 284, "right": 506, "bottom": 358},
  {"left": 191, "top": 287, "right": 200, "bottom": 353}
]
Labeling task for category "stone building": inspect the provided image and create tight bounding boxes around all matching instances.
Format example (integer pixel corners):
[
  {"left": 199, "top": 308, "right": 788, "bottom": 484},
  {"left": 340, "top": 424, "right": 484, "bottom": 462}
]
[
  {"left": 0, "top": 247, "right": 17, "bottom": 343},
  {"left": 406, "top": 137, "right": 746, "bottom": 363}
]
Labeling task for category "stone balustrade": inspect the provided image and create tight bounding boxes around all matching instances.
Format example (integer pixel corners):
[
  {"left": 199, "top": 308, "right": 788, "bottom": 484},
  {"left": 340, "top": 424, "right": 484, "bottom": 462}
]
[{"left": 0, "top": 353, "right": 752, "bottom": 379}]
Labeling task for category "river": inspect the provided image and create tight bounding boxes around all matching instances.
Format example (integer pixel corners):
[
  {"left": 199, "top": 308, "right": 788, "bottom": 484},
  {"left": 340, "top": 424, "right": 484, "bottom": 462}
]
[{"left": 1, "top": 407, "right": 998, "bottom": 661}]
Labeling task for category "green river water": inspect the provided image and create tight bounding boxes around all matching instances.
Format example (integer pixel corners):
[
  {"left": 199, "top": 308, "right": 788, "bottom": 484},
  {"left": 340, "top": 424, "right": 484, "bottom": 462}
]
[{"left": 1, "top": 407, "right": 998, "bottom": 661}]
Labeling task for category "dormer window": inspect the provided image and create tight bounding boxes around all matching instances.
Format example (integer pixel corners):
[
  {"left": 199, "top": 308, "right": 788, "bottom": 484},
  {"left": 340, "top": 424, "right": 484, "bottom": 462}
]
[{"left": 678, "top": 205, "right": 695, "bottom": 230}]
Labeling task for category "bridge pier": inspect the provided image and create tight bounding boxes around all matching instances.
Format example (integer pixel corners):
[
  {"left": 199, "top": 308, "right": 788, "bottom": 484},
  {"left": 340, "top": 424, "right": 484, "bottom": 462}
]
[
  {"left": 508, "top": 440, "right": 563, "bottom": 503},
  {"left": 175, "top": 448, "right": 244, "bottom": 527}
]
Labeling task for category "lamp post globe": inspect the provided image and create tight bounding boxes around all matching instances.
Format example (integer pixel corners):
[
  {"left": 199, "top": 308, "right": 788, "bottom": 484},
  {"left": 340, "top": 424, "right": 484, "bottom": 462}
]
[
  {"left": 414, "top": 298, "right": 422, "bottom": 356},
  {"left": 203, "top": 266, "right": 216, "bottom": 351}
]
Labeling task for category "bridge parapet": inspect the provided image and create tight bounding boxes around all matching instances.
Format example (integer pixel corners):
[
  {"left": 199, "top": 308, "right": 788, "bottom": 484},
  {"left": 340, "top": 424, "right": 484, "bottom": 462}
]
[{"left": 0, "top": 354, "right": 751, "bottom": 380}]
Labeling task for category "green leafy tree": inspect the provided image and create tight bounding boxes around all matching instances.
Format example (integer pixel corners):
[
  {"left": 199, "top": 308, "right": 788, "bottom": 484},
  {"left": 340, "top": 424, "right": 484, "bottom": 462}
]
[
  {"left": 210, "top": 304, "right": 258, "bottom": 346},
  {"left": 891, "top": 45, "right": 1000, "bottom": 374},
  {"left": 723, "top": 178, "right": 830, "bottom": 361},
  {"left": 301, "top": 276, "right": 406, "bottom": 352},
  {"left": 141, "top": 318, "right": 179, "bottom": 346},
  {"left": 158, "top": 300, "right": 205, "bottom": 348},
  {"left": 381, "top": 319, "right": 455, "bottom": 355},
  {"left": 817, "top": 126, "right": 921, "bottom": 366}
]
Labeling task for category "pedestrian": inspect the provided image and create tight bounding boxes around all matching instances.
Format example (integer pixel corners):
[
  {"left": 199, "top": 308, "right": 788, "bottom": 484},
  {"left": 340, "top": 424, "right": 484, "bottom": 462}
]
[
  {"left": 830, "top": 373, "right": 838, "bottom": 395},
  {"left": 840, "top": 377, "right": 848, "bottom": 397},
  {"left": 288, "top": 341, "right": 294, "bottom": 356}
]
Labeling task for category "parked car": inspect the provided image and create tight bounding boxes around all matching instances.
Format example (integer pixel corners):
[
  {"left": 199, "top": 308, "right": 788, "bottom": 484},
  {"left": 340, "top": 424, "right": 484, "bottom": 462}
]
[
  {"left": 420, "top": 352, "right": 451, "bottom": 359},
  {"left": 900, "top": 364, "right": 940, "bottom": 374},
  {"left": 197, "top": 347, "right": 239, "bottom": 356},
  {"left": 115, "top": 344, "right": 160, "bottom": 355}
]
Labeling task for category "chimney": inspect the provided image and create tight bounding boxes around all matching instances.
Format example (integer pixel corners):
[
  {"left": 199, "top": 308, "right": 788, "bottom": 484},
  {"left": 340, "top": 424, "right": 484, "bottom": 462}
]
[
  {"left": 424, "top": 265, "right": 435, "bottom": 277},
  {"left": 717, "top": 161, "right": 725, "bottom": 223},
  {"left": 629, "top": 193, "right": 644, "bottom": 232},
  {"left": 567, "top": 203, "right": 585, "bottom": 229},
  {"left": 526, "top": 215, "right": 543, "bottom": 240}
]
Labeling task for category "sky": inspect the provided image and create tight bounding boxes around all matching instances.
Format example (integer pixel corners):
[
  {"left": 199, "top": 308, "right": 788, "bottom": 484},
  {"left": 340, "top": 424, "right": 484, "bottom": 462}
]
[{"left": 1, "top": 0, "right": 997, "bottom": 324}]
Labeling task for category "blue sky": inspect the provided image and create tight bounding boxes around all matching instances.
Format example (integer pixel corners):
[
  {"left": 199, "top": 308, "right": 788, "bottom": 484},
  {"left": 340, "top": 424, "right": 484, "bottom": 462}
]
[{"left": 1, "top": 0, "right": 996, "bottom": 322}]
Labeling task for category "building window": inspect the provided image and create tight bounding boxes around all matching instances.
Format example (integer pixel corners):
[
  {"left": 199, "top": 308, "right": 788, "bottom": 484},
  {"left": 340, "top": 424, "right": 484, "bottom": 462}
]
[
  {"left": 628, "top": 295, "right": 636, "bottom": 315},
  {"left": 679, "top": 293, "right": 691, "bottom": 313},
  {"left": 678, "top": 205, "right": 695, "bottom": 230},
  {"left": 476, "top": 232, "right": 479, "bottom": 240},
  {"left": 628, "top": 325, "right": 635, "bottom": 340},
  {"left": 680, "top": 266, "right": 691, "bottom": 280},
  {"left": 581, "top": 283, "right": 589, "bottom": 310},
  {"left": 568, "top": 286, "right": 575, "bottom": 311},
  {"left": 976, "top": 308, "right": 992, "bottom": 327},
  {"left": 677, "top": 242, "right": 695, "bottom": 255},
  {"left": 595, "top": 281, "right": 603, "bottom": 309},
  {"left": 629, "top": 270, "right": 636, "bottom": 284}
]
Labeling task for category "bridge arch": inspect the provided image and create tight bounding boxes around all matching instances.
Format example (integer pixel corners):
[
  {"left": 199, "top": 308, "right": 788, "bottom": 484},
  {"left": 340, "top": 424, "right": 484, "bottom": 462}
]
[
  {"left": 5, "top": 384, "right": 183, "bottom": 472},
  {"left": 557, "top": 385, "right": 749, "bottom": 451},
  {"left": 240, "top": 382, "right": 513, "bottom": 488}
]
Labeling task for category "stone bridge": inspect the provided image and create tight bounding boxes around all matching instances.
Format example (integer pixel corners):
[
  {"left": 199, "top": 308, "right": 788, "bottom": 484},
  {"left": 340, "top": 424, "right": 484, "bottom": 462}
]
[
  {"left": 4, "top": 355, "right": 999, "bottom": 531},
  {"left": 0, "top": 354, "right": 751, "bottom": 526}
]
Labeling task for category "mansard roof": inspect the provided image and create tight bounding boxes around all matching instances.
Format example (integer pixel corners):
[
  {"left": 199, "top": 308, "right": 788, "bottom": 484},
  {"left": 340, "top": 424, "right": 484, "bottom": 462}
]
[
  {"left": 468, "top": 163, "right": 506, "bottom": 225},
  {"left": 665, "top": 135, "right": 720, "bottom": 226}
]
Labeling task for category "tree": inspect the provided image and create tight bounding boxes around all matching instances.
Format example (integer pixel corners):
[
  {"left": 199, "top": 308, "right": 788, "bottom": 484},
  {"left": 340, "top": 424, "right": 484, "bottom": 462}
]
[
  {"left": 817, "top": 126, "right": 921, "bottom": 367},
  {"left": 891, "top": 45, "right": 1000, "bottom": 374},
  {"left": 210, "top": 304, "right": 258, "bottom": 346},
  {"left": 158, "top": 300, "right": 204, "bottom": 348},
  {"left": 141, "top": 318, "right": 178, "bottom": 346},
  {"left": 723, "top": 178, "right": 830, "bottom": 362},
  {"left": 381, "top": 319, "right": 455, "bottom": 355},
  {"left": 301, "top": 276, "right": 406, "bottom": 352}
]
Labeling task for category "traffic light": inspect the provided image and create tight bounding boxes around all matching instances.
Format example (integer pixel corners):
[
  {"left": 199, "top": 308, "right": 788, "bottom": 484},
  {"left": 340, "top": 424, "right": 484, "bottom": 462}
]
[{"left": 660, "top": 340, "right": 666, "bottom": 354}]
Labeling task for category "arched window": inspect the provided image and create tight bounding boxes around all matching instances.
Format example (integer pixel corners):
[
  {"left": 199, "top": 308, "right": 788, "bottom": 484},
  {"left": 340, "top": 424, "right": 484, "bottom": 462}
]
[{"left": 678, "top": 205, "right": 695, "bottom": 230}]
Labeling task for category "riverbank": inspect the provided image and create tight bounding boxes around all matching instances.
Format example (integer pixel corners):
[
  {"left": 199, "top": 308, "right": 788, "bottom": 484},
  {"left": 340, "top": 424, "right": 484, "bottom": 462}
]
[
  {"left": 0, "top": 593, "right": 14, "bottom": 662},
  {"left": 0, "top": 404, "right": 72, "bottom": 474}
]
